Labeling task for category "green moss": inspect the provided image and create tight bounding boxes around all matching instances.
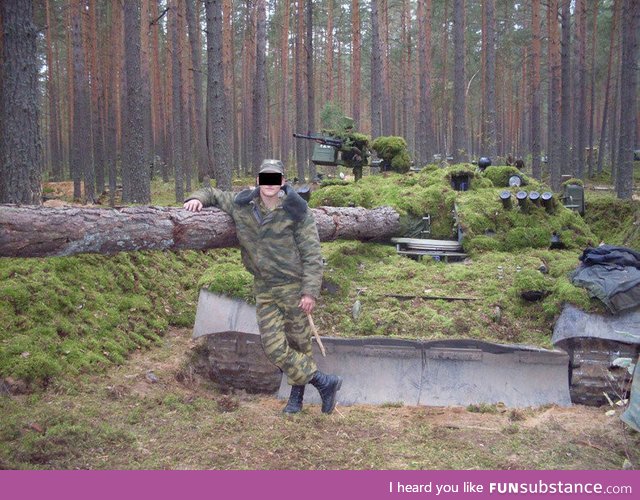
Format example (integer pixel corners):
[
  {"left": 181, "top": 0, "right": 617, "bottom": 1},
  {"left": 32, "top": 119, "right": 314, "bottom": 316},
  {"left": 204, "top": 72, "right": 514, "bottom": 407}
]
[
  {"left": 198, "top": 258, "right": 254, "bottom": 303},
  {"left": 0, "top": 249, "right": 227, "bottom": 387},
  {"left": 584, "top": 195, "right": 640, "bottom": 249},
  {"left": 371, "top": 136, "right": 412, "bottom": 173},
  {"left": 511, "top": 269, "right": 553, "bottom": 294},
  {"left": 482, "top": 166, "right": 528, "bottom": 188},
  {"left": 562, "top": 177, "right": 584, "bottom": 187}
]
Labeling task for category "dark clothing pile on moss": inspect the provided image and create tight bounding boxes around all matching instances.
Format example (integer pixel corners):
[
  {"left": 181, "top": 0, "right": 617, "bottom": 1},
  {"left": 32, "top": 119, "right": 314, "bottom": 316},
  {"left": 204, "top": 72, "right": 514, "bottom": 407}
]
[{"left": 571, "top": 245, "right": 640, "bottom": 313}]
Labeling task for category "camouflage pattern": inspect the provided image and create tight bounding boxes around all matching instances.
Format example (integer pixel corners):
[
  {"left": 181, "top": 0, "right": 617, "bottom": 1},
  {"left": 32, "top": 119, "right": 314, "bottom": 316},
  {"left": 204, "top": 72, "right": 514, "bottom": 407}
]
[
  {"left": 256, "top": 283, "right": 317, "bottom": 385},
  {"left": 186, "top": 183, "right": 323, "bottom": 385},
  {"left": 186, "top": 184, "right": 323, "bottom": 298}
]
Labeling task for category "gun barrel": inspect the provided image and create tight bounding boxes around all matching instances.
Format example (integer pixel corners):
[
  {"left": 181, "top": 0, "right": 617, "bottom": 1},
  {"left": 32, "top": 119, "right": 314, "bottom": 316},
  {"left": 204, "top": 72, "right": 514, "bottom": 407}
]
[{"left": 293, "top": 133, "right": 342, "bottom": 149}]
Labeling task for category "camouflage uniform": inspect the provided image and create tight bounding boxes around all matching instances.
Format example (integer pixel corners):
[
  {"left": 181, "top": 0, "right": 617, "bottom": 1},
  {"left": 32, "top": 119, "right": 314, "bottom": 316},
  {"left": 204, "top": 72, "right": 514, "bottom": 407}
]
[{"left": 185, "top": 184, "right": 323, "bottom": 386}]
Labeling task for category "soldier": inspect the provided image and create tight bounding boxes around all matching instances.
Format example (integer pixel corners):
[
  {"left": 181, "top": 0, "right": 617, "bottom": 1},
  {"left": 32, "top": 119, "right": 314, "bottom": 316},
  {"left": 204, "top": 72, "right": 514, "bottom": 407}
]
[{"left": 183, "top": 159, "right": 343, "bottom": 414}]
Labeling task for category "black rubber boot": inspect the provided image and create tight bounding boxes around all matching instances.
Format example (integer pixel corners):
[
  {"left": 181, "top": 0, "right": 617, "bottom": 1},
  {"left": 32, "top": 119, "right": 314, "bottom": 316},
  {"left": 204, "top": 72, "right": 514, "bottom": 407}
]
[
  {"left": 309, "top": 371, "right": 343, "bottom": 414},
  {"left": 282, "top": 385, "right": 305, "bottom": 414}
]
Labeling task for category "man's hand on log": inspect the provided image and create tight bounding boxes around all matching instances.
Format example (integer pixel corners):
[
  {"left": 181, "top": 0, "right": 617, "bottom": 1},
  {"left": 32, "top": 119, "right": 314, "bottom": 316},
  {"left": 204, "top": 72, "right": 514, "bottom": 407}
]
[{"left": 183, "top": 199, "right": 203, "bottom": 212}]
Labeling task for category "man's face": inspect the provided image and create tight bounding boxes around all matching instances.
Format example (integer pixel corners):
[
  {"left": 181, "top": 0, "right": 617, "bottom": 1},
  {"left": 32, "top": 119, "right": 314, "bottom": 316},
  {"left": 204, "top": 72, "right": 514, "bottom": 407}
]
[{"left": 257, "top": 172, "right": 285, "bottom": 198}]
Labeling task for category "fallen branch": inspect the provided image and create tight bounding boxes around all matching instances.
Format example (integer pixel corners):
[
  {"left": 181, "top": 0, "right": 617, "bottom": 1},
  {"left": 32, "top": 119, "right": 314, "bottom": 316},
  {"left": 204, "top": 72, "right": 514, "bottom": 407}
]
[{"left": 384, "top": 294, "right": 478, "bottom": 301}]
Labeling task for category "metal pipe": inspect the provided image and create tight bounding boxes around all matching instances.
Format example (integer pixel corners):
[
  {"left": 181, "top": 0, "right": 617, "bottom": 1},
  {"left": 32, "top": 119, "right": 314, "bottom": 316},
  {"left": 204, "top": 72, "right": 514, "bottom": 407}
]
[
  {"left": 516, "top": 191, "right": 528, "bottom": 209},
  {"left": 499, "top": 190, "right": 512, "bottom": 209}
]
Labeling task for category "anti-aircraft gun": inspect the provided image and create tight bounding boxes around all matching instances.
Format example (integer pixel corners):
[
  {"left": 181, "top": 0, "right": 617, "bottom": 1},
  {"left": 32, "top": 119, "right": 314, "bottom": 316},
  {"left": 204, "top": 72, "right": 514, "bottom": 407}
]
[{"left": 293, "top": 119, "right": 371, "bottom": 181}]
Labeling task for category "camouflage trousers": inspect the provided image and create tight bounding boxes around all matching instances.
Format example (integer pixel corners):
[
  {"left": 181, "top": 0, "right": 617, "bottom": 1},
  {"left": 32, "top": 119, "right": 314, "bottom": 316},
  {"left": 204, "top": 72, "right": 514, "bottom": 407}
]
[{"left": 255, "top": 282, "right": 317, "bottom": 386}]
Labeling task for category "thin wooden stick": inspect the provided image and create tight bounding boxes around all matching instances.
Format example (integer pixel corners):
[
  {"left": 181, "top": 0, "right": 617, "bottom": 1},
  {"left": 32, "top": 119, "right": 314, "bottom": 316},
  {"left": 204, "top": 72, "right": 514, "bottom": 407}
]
[{"left": 306, "top": 314, "right": 326, "bottom": 357}]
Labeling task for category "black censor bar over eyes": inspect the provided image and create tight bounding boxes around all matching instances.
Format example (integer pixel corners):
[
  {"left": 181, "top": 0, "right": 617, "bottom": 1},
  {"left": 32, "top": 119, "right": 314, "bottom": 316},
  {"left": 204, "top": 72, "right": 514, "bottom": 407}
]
[{"left": 259, "top": 173, "right": 283, "bottom": 185}]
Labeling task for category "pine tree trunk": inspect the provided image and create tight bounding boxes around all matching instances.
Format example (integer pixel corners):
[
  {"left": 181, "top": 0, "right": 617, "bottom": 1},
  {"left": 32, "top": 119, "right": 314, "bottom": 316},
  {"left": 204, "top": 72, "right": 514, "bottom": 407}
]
[
  {"left": 325, "top": 0, "right": 334, "bottom": 104},
  {"left": 572, "top": 0, "right": 587, "bottom": 178},
  {"left": 0, "top": 205, "right": 403, "bottom": 258},
  {"left": 440, "top": 0, "right": 450, "bottom": 157},
  {"left": 416, "top": 0, "right": 434, "bottom": 166},
  {"left": 45, "top": 0, "right": 62, "bottom": 181},
  {"left": 89, "top": 0, "right": 106, "bottom": 195},
  {"left": 371, "top": 0, "right": 382, "bottom": 139},
  {"left": 0, "top": 0, "right": 42, "bottom": 205},
  {"left": 452, "top": 0, "right": 466, "bottom": 163},
  {"left": 251, "top": 0, "right": 267, "bottom": 175},
  {"left": 279, "top": 0, "right": 290, "bottom": 164},
  {"left": 530, "top": 0, "right": 542, "bottom": 179},
  {"left": 616, "top": 0, "right": 639, "bottom": 199},
  {"left": 71, "top": 0, "right": 95, "bottom": 202},
  {"left": 305, "top": 0, "right": 315, "bottom": 180},
  {"left": 350, "top": 0, "right": 361, "bottom": 128},
  {"left": 222, "top": 0, "right": 236, "bottom": 171},
  {"left": 380, "top": 0, "right": 392, "bottom": 135},
  {"left": 401, "top": 0, "right": 414, "bottom": 154},
  {"left": 483, "top": 0, "right": 497, "bottom": 160},
  {"left": 547, "top": 0, "right": 562, "bottom": 191},
  {"left": 295, "top": 0, "right": 306, "bottom": 180},
  {"left": 205, "top": 0, "right": 232, "bottom": 190},
  {"left": 170, "top": 0, "right": 184, "bottom": 202},
  {"left": 586, "top": 2, "right": 598, "bottom": 177},
  {"left": 596, "top": 0, "right": 619, "bottom": 175},
  {"left": 122, "top": 0, "right": 149, "bottom": 204},
  {"left": 186, "top": 0, "right": 208, "bottom": 184},
  {"left": 560, "top": 0, "right": 572, "bottom": 174},
  {"left": 153, "top": 0, "right": 169, "bottom": 181}
]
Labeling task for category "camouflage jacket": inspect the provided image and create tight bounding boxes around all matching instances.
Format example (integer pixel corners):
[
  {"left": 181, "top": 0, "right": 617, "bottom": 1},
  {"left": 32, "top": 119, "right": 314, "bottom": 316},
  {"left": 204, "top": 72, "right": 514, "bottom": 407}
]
[{"left": 186, "top": 184, "right": 323, "bottom": 298}]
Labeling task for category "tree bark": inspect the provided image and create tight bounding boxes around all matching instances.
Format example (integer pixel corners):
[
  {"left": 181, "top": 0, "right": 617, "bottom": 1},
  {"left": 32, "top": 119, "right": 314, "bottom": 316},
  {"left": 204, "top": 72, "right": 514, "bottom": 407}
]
[
  {"left": 483, "top": 0, "right": 497, "bottom": 160},
  {"left": 294, "top": 0, "right": 306, "bottom": 180},
  {"left": 279, "top": 0, "right": 290, "bottom": 164},
  {"left": 186, "top": 0, "right": 208, "bottom": 184},
  {"left": 71, "top": 0, "right": 94, "bottom": 202},
  {"left": 305, "top": 0, "right": 315, "bottom": 180},
  {"left": 572, "top": 0, "right": 587, "bottom": 178},
  {"left": 616, "top": 0, "right": 639, "bottom": 199},
  {"left": 222, "top": 0, "right": 236, "bottom": 171},
  {"left": 122, "top": 0, "right": 150, "bottom": 204},
  {"left": 547, "top": 0, "right": 562, "bottom": 191},
  {"left": 252, "top": 0, "right": 267, "bottom": 175},
  {"left": 205, "top": 0, "right": 232, "bottom": 190},
  {"left": 530, "top": 0, "right": 542, "bottom": 180},
  {"left": 370, "top": 0, "right": 382, "bottom": 139},
  {"left": 560, "top": 0, "right": 572, "bottom": 174},
  {"left": 416, "top": 0, "right": 434, "bottom": 166},
  {"left": 350, "top": 0, "right": 361, "bottom": 128},
  {"left": 452, "top": 0, "right": 467, "bottom": 163},
  {"left": 325, "top": 0, "right": 334, "bottom": 104},
  {"left": 596, "top": 0, "right": 620, "bottom": 175},
  {"left": 0, "top": 0, "right": 43, "bottom": 205},
  {"left": 0, "top": 205, "right": 402, "bottom": 258},
  {"left": 45, "top": 0, "right": 62, "bottom": 181},
  {"left": 586, "top": 1, "right": 598, "bottom": 177},
  {"left": 380, "top": 0, "right": 392, "bottom": 135},
  {"left": 88, "top": 0, "right": 106, "bottom": 195},
  {"left": 170, "top": 0, "right": 184, "bottom": 202}
]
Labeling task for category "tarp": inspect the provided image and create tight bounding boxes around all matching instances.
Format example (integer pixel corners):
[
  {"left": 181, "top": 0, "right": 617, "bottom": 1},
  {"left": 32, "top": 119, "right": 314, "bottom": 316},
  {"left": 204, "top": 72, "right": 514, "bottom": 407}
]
[
  {"left": 552, "top": 304, "right": 640, "bottom": 347},
  {"left": 194, "top": 289, "right": 571, "bottom": 408}
]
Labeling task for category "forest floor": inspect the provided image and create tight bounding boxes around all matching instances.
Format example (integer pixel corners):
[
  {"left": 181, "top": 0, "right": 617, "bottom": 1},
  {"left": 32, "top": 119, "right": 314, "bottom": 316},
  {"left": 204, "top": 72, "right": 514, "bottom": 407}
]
[{"left": 1, "top": 327, "right": 638, "bottom": 470}]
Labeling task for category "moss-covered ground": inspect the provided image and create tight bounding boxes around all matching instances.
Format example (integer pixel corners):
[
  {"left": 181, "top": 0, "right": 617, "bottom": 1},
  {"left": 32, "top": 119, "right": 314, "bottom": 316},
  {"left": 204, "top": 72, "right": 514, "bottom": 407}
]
[{"left": 1, "top": 164, "right": 639, "bottom": 469}]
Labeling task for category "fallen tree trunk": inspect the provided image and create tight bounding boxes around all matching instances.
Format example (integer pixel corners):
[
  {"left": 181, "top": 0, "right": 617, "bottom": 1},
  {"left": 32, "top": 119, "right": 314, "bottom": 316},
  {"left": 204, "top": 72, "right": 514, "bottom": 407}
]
[{"left": 0, "top": 205, "right": 401, "bottom": 258}]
